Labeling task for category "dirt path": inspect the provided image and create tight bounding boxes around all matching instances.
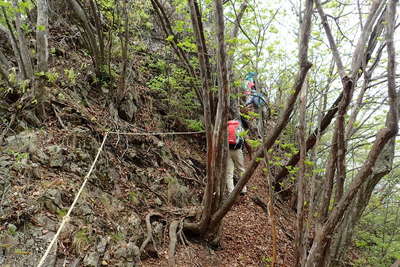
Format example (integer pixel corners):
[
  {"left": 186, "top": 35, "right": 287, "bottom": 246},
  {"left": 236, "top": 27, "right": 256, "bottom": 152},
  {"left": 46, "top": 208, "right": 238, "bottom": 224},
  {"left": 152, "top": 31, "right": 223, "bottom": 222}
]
[{"left": 143, "top": 165, "right": 296, "bottom": 267}]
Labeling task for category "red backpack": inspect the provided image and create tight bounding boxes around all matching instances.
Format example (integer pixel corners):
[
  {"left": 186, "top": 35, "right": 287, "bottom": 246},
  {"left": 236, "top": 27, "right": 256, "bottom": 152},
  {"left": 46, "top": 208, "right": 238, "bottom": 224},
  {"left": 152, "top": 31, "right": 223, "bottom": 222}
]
[{"left": 227, "top": 120, "right": 244, "bottom": 145}]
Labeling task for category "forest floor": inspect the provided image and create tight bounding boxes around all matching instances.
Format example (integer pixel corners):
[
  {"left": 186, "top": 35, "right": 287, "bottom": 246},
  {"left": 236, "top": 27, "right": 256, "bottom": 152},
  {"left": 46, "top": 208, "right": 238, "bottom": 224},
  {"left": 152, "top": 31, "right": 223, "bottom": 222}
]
[{"left": 143, "top": 160, "right": 297, "bottom": 267}]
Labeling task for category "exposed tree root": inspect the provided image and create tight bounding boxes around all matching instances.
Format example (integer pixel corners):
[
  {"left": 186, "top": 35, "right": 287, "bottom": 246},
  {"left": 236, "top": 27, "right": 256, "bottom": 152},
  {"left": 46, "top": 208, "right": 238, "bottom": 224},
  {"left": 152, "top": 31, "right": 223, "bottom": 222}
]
[
  {"left": 168, "top": 220, "right": 179, "bottom": 267},
  {"left": 139, "top": 212, "right": 163, "bottom": 256},
  {"left": 0, "top": 113, "right": 15, "bottom": 146},
  {"left": 52, "top": 103, "right": 66, "bottom": 129},
  {"left": 251, "top": 196, "right": 269, "bottom": 215}
]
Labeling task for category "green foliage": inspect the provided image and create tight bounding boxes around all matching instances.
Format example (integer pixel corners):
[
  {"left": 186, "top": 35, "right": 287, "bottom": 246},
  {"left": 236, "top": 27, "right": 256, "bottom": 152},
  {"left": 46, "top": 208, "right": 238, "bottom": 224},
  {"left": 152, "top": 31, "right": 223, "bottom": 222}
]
[
  {"left": 247, "top": 138, "right": 262, "bottom": 149},
  {"left": 64, "top": 68, "right": 78, "bottom": 85},
  {"left": 128, "top": 192, "right": 140, "bottom": 205},
  {"left": 185, "top": 119, "right": 204, "bottom": 131},
  {"left": 354, "top": 172, "right": 400, "bottom": 266},
  {"left": 56, "top": 208, "right": 68, "bottom": 218}
]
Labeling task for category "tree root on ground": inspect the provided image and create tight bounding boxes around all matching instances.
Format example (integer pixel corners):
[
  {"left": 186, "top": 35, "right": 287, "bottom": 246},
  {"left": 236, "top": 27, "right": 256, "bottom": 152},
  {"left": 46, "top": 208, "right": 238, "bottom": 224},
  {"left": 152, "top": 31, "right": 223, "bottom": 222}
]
[
  {"left": 168, "top": 220, "right": 179, "bottom": 267},
  {"left": 139, "top": 211, "right": 163, "bottom": 256},
  {"left": 0, "top": 113, "right": 15, "bottom": 146},
  {"left": 251, "top": 196, "right": 269, "bottom": 215}
]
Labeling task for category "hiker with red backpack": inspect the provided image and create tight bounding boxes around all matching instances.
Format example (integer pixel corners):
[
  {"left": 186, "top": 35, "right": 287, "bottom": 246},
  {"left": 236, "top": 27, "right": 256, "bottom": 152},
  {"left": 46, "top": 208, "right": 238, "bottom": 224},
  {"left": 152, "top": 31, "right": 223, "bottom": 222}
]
[{"left": 226, "top": 116, "right": 252, "bottom": 194}]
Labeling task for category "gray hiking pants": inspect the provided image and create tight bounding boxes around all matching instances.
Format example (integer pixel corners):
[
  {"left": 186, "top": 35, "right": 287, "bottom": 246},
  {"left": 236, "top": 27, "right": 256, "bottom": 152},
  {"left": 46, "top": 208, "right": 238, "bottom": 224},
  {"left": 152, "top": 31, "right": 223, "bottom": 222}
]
[{"left": 226, "top": 149, "right": 247, "bottom": 194}]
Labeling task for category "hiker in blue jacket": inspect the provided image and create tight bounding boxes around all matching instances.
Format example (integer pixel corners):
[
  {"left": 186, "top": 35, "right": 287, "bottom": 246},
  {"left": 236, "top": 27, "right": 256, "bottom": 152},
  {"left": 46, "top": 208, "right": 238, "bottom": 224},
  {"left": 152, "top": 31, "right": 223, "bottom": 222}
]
[{"left": 243, "top": 78, "right": 268, "bottom": 137}]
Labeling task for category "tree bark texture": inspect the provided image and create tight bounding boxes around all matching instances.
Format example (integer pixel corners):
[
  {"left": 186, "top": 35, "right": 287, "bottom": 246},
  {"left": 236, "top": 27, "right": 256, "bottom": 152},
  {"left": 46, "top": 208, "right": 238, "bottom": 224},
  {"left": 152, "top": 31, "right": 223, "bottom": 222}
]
[
  {"left": 150, "top": 0, "right": 203, "bottom": 106},
  {"left": 210, "top": 0, "right": 313, "bottom": 226},
  {"left": 183, "top": 0, "right": 227, "bottom": 235},
  {"left": 67, "top": 0, "right": 103, "bottom": 76},
  {"left": 12, "top": 0, "right": 33, "bottom": 79},
  {"left": 1, "top": 9, "right": 28, "bottom": 80},
  {"left": 36, "top": 0, "right": 49, "bottom": 72},
  {"left": 295, "top": 76, "right": 308, "bottom": 267},
  {"left": 274, "top": 0, "right": 388, "bottom": 190},
  {"left": 227, "top": 1, "right": 248, "bottom": 119},
  {"left": 305, "top": 1, "right": 398, "bottom": 264}
]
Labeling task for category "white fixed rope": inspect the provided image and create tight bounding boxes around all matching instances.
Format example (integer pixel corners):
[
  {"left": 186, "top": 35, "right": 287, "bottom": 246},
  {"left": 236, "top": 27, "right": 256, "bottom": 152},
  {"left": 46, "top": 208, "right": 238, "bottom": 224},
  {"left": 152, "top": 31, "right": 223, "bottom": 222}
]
[{"left": 36, "top": 130, "right": 204, "bottom": 267}]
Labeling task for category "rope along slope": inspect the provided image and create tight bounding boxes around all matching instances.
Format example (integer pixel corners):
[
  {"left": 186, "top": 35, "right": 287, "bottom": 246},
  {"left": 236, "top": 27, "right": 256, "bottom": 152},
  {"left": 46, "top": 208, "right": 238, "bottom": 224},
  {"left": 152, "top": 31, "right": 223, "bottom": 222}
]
[{"left": 36, "top": 130, "right": 204, "bottom": 267}]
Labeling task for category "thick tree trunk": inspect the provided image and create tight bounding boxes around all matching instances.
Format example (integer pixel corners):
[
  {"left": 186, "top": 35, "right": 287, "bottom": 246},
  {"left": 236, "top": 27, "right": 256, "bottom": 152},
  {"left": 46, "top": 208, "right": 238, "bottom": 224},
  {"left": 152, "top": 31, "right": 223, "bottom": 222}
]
[{"left": 183, "top": 0, "right": 217, "bottom": 235}]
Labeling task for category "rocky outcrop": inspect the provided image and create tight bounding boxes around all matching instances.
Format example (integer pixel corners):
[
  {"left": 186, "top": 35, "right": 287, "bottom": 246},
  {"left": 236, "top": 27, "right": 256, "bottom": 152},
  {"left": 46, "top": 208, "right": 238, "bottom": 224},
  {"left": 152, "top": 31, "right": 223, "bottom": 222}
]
[{"left": 0, "top": 120, "right": 204, "bottom": 266}]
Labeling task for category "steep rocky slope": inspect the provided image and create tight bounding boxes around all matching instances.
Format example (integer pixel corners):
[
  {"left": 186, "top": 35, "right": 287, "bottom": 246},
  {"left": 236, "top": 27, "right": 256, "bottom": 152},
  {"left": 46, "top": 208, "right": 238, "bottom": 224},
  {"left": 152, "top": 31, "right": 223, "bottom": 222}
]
[
  {"left": 0, "top": 86, "right": 206, "bottom": 266},
  {"left": 0, "top": 19, "right": 298, "bottom": 267}
]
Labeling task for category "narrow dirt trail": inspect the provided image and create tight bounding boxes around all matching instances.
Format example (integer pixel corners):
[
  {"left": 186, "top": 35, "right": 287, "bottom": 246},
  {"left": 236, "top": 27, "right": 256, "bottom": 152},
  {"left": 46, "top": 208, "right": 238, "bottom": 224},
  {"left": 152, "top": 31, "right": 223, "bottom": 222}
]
[{"left": 144, "top": 160, "right": 296, "bottom": 266}]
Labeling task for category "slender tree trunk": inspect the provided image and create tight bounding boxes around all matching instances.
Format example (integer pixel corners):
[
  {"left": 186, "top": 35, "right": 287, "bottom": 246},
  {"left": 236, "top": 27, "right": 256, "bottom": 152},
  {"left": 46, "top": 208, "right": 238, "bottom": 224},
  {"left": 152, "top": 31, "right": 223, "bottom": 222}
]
[
  {"left": 68, "top": 0, "right": 101, "bottom": 76},
  {"left": 209, "top": 0, "right": 313, "bottom": 226},
  {"left": 150, "top": 0, "right": 201, "bottom": 106},
  {"left": 118, "top": 0, "right": 129, "bottom": 103},
  {"left": 13, "top": 0, "right": 33, "bottom": 79},
  {"left": 0, "top": 11, "right": 27, "bottom": 80},
  {"left": 274, "top": 0, "right": 387, "bottom": 188},
  {"left": 227, "top": 1, "right": 248, "bottom": 119},
  {"left": 36, "top": 0, "right": 49, "bottom": 72},
  {"left": 305, "top": 1, "right": 398, "bottom": 264},
  {"left": 295, "top": 77, "right": 308, "bottom": 267}
]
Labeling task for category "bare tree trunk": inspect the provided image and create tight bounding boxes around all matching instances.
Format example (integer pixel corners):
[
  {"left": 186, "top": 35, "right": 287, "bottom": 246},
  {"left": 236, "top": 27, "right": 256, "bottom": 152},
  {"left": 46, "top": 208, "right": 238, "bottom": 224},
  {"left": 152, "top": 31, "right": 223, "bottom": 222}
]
[
  {"left": 183, "top": 0, "right": 218, "bottom": 235},
  {"left": 0, "top": 11, "right": 27, "bottom": 80},
  {"left": 274, "top": 0, "right": 388, "bottom": 188},
  {"left": 210, "top": 0, "right": 230, "bottom": 231},
  {"left": 118, "top": 0, "right": 129, "bottom": 103},
  {"left": 227, "top": 1, "right": 248, "bottom": 119},
  {"left": 209, "top": 0, "right": 313, "bottom": 226},
  {"left": 334, "top": 77, "right": 354, "bottom": 204},
  {"left": 67, "top": 0, "right": 102, "bottom": 76},
  {"left": 295, "top": 77, "right": 308, "bottom": 266},
  {"left": 330, "top": 0, "right": 399, "bottom": 264},
  {"left": 36, "top": 0, "right": 49, "bottom": 72},
  {"left": 305, "top": 1, "right": 398, "bottom": 264},
  {"left": 13, "top": 0, "right": 33, "bottom": 79}
]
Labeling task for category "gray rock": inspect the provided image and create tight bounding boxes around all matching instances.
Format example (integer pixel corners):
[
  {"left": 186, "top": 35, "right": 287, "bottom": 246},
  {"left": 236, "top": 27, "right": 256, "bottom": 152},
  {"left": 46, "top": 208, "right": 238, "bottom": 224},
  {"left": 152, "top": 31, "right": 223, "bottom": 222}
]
[
  {"left": 0, "top": 155, "right": 12, "bottom": 168},
  {"left": 46, "top": 145, "right": 65, "bottom": 167},
  {"left": 40, "top": 189, "right": 63, "bottom": 214},
  {"left": 97, "top": 237, "right": 109, "bottom": 254},
  {"left": 118, "top": 92, "right": 137, "bottom": 121},
  {"left": 152, "top": 221, "right": 163, "bottom": 245},
  {"left": 114, "top": 243, "right": 128, "bottom": 259},
  {"left": 83, "top": 251, "right": 99, "bottom": 267},
  {"left": 6, "top": 131, "right": 38, "bottom": 153},
  {"left": 31, "top": 149, "right": 49, "bottom": 165},
  {"left": 127, "top": 213, "right": 141, "bottom": 229},
  {"left": 126, "top": 242, "right": 140, "bottom": 263},
  {"left": 69, "top": 162, "right": 84, "bottom": 175}
]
